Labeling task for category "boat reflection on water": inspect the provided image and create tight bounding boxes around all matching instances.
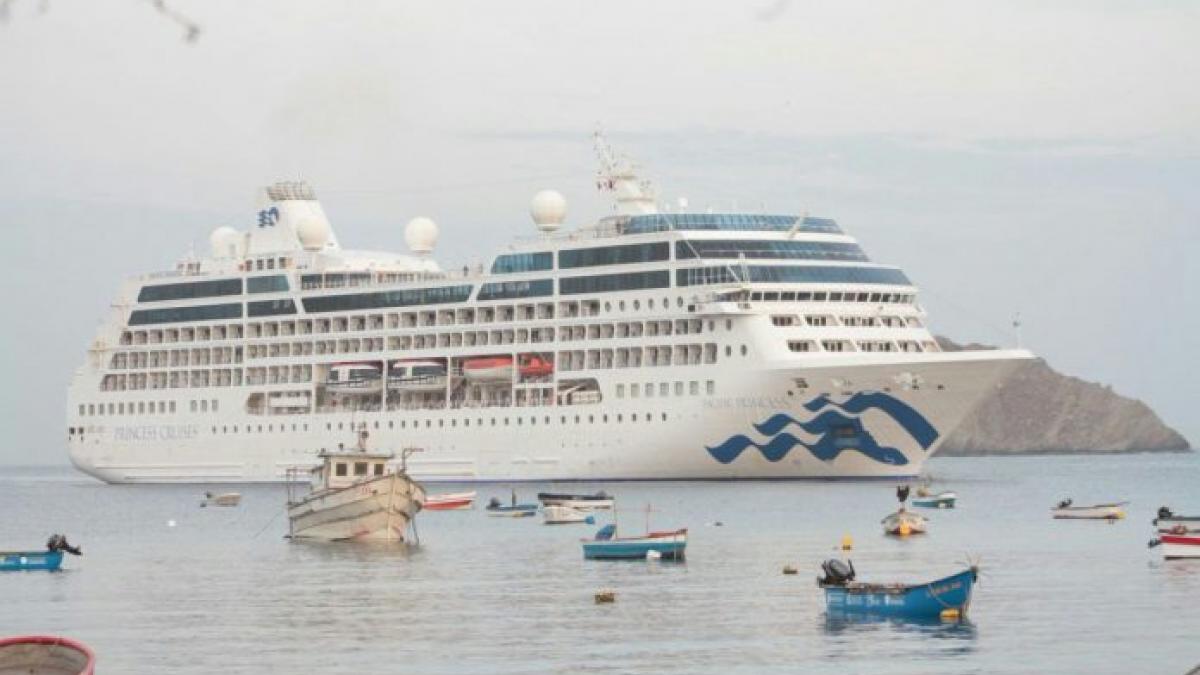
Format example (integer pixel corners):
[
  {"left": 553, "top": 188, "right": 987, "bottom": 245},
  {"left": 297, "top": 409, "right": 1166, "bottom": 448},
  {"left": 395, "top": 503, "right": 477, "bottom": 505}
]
[{"left": 820, "top": 612, "right": 979, "bottom": 658}]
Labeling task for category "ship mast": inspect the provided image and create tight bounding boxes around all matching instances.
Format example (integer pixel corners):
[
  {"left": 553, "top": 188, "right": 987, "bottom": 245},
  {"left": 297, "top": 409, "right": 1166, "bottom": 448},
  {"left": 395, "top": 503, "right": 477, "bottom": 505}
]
[{"left": 593, "top": 131, "right": 659, "bottom": 215}]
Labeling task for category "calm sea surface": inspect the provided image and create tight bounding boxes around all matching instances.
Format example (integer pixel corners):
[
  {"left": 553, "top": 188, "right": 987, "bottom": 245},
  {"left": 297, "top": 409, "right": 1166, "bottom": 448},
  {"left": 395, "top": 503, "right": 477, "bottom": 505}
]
[{"left": 2, "top": 454, "right": 1198, "bottom": 674}]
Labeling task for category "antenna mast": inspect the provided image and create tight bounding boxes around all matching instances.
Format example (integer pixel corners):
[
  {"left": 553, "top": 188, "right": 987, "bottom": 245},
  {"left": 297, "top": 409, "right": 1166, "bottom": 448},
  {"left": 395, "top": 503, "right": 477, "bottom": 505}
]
[{"left": 593, "top": 130, "right": 659, "bottom": 216}]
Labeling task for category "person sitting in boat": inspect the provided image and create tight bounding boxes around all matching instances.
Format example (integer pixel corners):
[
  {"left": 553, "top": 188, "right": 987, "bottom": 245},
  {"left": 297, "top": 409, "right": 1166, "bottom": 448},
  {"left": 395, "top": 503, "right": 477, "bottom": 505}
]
[{"left": 897, "top": 485, "right": 910, "bottom": 504}]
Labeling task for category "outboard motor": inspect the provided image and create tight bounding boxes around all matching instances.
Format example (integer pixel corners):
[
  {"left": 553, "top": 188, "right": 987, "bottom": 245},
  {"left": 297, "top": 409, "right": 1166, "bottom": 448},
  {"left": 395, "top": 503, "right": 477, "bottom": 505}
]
[
  {"left": 1057, "top": 498, "right": 1073, "bottom": 509},
  {"left": 1155, "top": 506, "right": 1174, "bottom": 524},
  {"left": 819, "top": 558, "right": 855, "bottom": 586},
  {"left": 46, "top": 534, "right": 82, "bottom": 556},
  {"left": 487, "top": 497, "right": 501, "bottom": 509}
]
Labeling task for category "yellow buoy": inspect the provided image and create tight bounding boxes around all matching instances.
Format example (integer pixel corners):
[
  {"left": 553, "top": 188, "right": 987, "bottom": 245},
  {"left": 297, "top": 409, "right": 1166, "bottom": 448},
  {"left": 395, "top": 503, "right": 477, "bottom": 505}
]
[
  {"left": 899, "top": 522, "right": 912, "bottom": 536},
  {"left": 841, "top": 534, "right": 854, "bottom": 550},
  {"left": 940, "top": 608, "right": 961, "bottom": 620}
]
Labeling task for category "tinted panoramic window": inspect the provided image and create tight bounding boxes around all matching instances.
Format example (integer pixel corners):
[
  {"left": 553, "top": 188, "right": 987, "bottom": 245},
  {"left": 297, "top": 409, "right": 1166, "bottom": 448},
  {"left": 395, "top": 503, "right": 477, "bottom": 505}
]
[
  {"left": 624, "top": 214, "right": 842, "bottom": 235},
  {"left": 676, "top": 265, "right": 909, "bottom": 287},
  {"left": 248, "top": 299, "right": 298, "bottom": 316},
  {"left": 301, "top": 285, "right": 472, "bottom": 313},
  {"left": 247, "top": 275, "right": 290, "bottom": 293},
  {"left": 137, "top": 278, "right": 242, "bottom": 302},
  {"left": 559, "top": 242, "right": 669, "bottom": 269},
  {"left": 676, "top": 240, "right": 868, "bottom": 262},
  {"left": 128, "top": 302, "right": 243, "bottom": 325},
  {"left": 560, "top": 270, "right": 670, "bottom": 295},
  {"left": 491, "top": 252, "right": 553, "bottom": 274},
  {"left": 477, "top": 279, "right": 554, "bottom": 301}
]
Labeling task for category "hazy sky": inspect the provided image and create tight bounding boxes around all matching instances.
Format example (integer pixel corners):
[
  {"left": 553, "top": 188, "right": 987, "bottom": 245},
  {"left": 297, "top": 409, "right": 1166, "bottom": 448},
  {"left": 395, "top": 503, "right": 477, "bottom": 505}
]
[{"left": 1, "top": 0, "right": 1196, "bottom": 464}]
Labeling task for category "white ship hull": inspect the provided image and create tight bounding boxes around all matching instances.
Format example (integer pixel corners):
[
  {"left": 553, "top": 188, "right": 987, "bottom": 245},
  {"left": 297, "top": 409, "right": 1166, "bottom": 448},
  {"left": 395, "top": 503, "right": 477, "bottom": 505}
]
[
  {"left": 68, "top": 350, "right": 1030, "bottom": 483},
  {"left": 287, "top": 473, "right": 425, "bottom": 541}
]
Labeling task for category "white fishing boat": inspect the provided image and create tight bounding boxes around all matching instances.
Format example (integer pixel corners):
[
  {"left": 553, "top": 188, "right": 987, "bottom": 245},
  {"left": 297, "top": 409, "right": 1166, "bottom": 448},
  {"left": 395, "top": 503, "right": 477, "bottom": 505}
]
[
  {"left": 424, "top": 490, "right": 476, "bottom": 511},
  {"left": 543, "top": 505, "right": 595, "bottom": 525},
  {"left": 1051, "top": 499, "right": 1127, "bottom": 520},
  {"left": 537, "top": 491, "right": 614, "bottom": 510},
  {"left": 882, "top": 508, "right": 927, "bottom": 536},
  {"left": 201, "top": 491, "right": 241, "bottom": 507},
  {"left": 1149, "top": 532, "right": 1200, "bottom": 559},
  {"left": 286, "top": 432, "right": 425, "bottom": 542}
]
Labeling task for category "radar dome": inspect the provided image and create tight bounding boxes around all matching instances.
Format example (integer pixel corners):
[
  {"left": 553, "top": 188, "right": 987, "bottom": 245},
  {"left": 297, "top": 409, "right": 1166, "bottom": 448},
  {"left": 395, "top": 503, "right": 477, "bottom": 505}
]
[
  {"left": 209, "top": 226, "right": 240, "bottom": 258},
  {"left": 530, "top": 190, "right": 567, "bottom": 232},
  {"left": 296, "top": 216, "right": 332, "bottom": 251},
  {"left": 405, "top": 217, "right": 439, "bottom": 255}
]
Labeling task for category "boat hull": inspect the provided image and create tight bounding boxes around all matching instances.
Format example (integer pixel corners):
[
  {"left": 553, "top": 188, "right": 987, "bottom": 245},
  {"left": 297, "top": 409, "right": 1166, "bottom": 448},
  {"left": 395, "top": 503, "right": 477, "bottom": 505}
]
[
  {"left": 912, "top": 492, "right": 956, "bottom": 509},
  {"left": 537, "top": 493, "right": 614, "bottom": 510},
  {"left": 823, "top": 568, "right": 977, "bottom": 619},
  {"left": 1161, "top": 534, "right": 1200, "bottom": 559},
  {"left": 582, "top": 531, "right": 687, "bottom": 560},
  {"left": 423, "top": 491, "right": 475, "bottom": 511},
  {"left": 0, "top": 551, "right": 64, "bottom": 572},
  {"left": 543, "top": 505, "right": 593, "bottom": 524},
  {"left": 68, "top": 350, "right": 1033, "bottom": 483},
  {"left": 287, "top": 473, "right": 425, "bottom": 542},
  {"left": 0, "top": 636, "right": 95, "bottom": 675},
  {"left": 1052, "top": 504, "right": 1126, "bottom": 520},
  {"left": 486, "top": 505, "right": 538, "bottom": 517}
]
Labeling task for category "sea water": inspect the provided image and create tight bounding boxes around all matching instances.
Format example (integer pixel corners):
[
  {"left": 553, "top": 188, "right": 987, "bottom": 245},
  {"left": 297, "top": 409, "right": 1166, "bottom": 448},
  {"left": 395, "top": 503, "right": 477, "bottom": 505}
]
[{"left": 1, "top": 453, "right": 1197, "bottom": 674}]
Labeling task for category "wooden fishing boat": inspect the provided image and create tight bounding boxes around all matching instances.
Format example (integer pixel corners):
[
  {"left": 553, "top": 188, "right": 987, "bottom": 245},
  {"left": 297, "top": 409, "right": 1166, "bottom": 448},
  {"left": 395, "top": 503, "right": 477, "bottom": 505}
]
[
  {"left": 819, "top": 559, "right": 978, "bottom": 619},
  {"left": 485, "top": 498, "right": 538, "bottom": 517},
  {"left": 1154, "top": 506, "right": 1200, "bottom": 533},
  {"left": 582, "top": 524, "right": 687, "bottom": 560},
  {"left": 911, "top": 491, "right": 957, "bottom": 509},
  {"left": 0, "top": 636, "right": 95, "bottom": 675},
  {"left": 201, "top": 491, "right": 241, "bottom": 507},
  {"left": 537, "top": 491, "right": 614, "bottom": 510},
  {"left": 543, "top": 505, "right": 595, "bottom": 525},
  {"left": 286, "top": 433, "right": 425, "bottom": 542},
  {"left": 882, "top": 508, "right": 927, "bottom": 536},
  {"left": 0, "top": 536, "right": 81, "bottom": 572},
  {"left": 1051, "top": 499, "right": 1127, "bottom": 520},
  {"left": 424, "top": 491, "right": 476, "bottom": 511},
  {"left": 1149, "top": 532, "right": 1200, "bottom": 559}
]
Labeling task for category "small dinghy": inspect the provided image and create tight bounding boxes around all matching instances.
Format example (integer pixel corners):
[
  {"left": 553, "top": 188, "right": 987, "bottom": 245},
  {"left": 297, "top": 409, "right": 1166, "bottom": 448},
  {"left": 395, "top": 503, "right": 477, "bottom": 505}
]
[
  {"left": 1153, "top": 506, "right": 1200, "bottom": 533},
  {"left": 582, "top": 524, "right": 687, "bottom": 560},
  {"left": 537, "top": 491, "right": 614, "bottom": 510},
  {"left": 882, "top": 508, "right": 928, "bottom": 536},
  {"left": 543, "top": 505, "right": 595, "bottom": 525},
  {"left": 1051, "top": 499, "right": 1127, "bottom": 520},
  {"left": 485, "top": 493, "right": 538, "bottom": 517},
  {"left": 201, "top": 491, "right": 241, "bottom": 507},
  {"left": 424, "top": 491, "right": 476, "bottom": 511},
  {"left": 1, "top": 535, "right": 82, "bottom": 572},
  {"left": 883, "top": 485, "right": 927, "bottom": 535},
  {"left": 0, "top": 636, "right": 94, "bottom": 675},
  {"left": 1149, "top": 531, "right": 1200, "bottom": 559},
  {"left": 819, "top": 559, "right": 978, "bottom": 620},
  {"left": 912, "top": 491, "right": 957, "bottom": 509}
]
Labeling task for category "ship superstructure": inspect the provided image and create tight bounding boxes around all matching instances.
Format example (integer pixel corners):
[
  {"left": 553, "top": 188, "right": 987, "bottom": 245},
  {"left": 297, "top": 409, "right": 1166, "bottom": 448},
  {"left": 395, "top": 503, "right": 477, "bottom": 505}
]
[{"left": 66, "top": 136, "right": 1033, "bottom": 483}]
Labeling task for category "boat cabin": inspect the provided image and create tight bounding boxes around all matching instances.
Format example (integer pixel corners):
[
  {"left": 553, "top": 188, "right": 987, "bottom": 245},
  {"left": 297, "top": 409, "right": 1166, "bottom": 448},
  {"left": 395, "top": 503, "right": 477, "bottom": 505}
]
[{"left": 311, "top": 448, "right": 395, "bottom": 491}]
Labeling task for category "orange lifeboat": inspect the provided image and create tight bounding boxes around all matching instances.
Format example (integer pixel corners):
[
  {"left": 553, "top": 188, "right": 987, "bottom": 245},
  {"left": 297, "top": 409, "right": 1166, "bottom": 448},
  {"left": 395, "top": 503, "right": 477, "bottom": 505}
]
[{"left": 519, "top": 355, "right": 554, "bottom": 378}]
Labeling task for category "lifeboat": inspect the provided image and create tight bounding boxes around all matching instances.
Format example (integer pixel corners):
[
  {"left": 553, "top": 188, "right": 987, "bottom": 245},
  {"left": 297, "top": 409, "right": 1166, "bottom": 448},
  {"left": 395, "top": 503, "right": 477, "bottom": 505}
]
[
  {"left": 463, "top": 357, "right": 514, "bottom": 382},
  {"left": 388, "top": 359, "right": 448, "bottom": 392},
  {"left": 324, "top": 362, "right": 383, "bottom": 396},
  {"left": 519, "top": 355, "right": 554, "bottom": 379}
]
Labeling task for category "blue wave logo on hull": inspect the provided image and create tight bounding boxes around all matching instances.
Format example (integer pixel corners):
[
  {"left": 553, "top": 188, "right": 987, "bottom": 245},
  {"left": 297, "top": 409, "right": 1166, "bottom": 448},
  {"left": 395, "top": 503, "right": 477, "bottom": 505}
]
[{"left": 706, "top": 392, "right": 938, "bottom": 467}]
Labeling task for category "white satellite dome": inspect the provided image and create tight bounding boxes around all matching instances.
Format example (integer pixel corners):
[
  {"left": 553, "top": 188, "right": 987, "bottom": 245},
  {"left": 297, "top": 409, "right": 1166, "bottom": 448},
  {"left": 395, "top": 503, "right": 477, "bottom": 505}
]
[
  {"left": 405, "top": 217, "right": 439, "bottom": 255},
  {"left": 530, "top": 189, "right": 567, "bottom": 232},
  {"left": 209, "top": 226, "right": 240, "bottom": 258},
  {"left": 296, "top": 216, "right": 332, "bottom": 251}
]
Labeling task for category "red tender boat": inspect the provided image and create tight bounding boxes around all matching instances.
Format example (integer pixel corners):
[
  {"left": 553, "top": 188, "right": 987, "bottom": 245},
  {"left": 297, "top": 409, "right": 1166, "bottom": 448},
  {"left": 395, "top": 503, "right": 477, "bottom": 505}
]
[
  {"left": 0, "top": 636, "right": 95, "bottom": 675},
  {"left": 424, "top": 491, "right": 477, "bottom": 511}
]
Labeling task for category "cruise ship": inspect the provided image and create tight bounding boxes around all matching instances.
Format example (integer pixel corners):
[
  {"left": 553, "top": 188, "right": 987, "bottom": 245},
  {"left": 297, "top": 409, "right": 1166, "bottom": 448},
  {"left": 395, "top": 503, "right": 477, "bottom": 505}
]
[{"left": 66, "top": 136, "right": 1034, "bottom": 483}]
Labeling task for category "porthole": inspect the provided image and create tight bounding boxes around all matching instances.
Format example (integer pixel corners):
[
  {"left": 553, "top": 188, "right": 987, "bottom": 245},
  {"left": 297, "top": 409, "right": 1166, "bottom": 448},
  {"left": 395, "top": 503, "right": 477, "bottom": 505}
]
[
  {"left": 619, "top": 301, "right": 626, "bottom": 311},
  {"left": 741, "top": 345, "right": 748, "bottom": 356},
  {"left": 633, "top": 300, "right": 640, "bottom": 310}
]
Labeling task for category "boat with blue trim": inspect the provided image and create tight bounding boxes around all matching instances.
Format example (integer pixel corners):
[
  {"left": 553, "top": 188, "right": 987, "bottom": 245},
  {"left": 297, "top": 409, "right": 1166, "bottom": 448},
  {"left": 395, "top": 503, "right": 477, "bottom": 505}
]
[
  {"left": 818, "top": 559, "right": 978, "bottom": 619},
  {"left": 486, "top": 492, "right": 538, "bottom": 517},
  {"left": 912, "top": 490, "right": 957, "bottom": 509},
  {"left": 582, "top": 524, "right": 688, "bottom": 560},
  {"left": 0, "top": 535, "right": 82, "bottom": 572}
]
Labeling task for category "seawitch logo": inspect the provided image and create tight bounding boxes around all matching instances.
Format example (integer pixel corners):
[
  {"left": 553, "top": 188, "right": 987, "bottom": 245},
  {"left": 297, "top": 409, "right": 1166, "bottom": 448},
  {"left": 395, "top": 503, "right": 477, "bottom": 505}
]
[{"left": 704, "top": 392, "right": 939, "bottom": 466}]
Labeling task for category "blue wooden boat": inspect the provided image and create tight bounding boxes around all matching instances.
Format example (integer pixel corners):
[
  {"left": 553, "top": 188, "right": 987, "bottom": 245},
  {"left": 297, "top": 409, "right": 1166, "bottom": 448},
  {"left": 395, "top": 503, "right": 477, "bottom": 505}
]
[
  {"left": 581, "top": 524, "right": 687, "bottom": 560},
  {"left": 912, "top": 491, "right": 957, "bottom": 509},
  {"left": 1, "top": 535, "right": 81, "bottom": 572},
  {"left": 485, "top": 494, "right": 538, "bottom": 517},
  {"left": 1, "top": 550, "right": 64, "bottom": 572},
  {"left": 819, "top": 559, "right": 978, "bottom": 619}
]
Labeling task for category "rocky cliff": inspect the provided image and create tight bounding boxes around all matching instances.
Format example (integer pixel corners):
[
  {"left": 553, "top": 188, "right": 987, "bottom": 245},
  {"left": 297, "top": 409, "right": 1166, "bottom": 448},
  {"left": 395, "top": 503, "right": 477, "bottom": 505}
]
[{"left": 936, "top": 338, "right": 1191, "bottom": 455}]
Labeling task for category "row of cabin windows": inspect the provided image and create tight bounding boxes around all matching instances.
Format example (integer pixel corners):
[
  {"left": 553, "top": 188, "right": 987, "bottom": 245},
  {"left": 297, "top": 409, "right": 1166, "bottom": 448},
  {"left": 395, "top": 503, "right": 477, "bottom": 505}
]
[
  {"left": 790, "top": 339, "right": 934, "bottom": 353},
  {"left": 78, "top": 399, "right": 217, "bottom": 416},
  {"left": 323, "top": 412, "right": 673, "bottom": 431},
  {"left": 772, "top": 315, "right": 923, "bottom": 328},
  {"left": 751, "top": 290, "right": 916, "bottom": 304},
  {"left": 615, "top": 380, "right": 716, "bottom": 398},
  {"left": 333, "top": 462, "right": 385, "bottom": 477}
]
